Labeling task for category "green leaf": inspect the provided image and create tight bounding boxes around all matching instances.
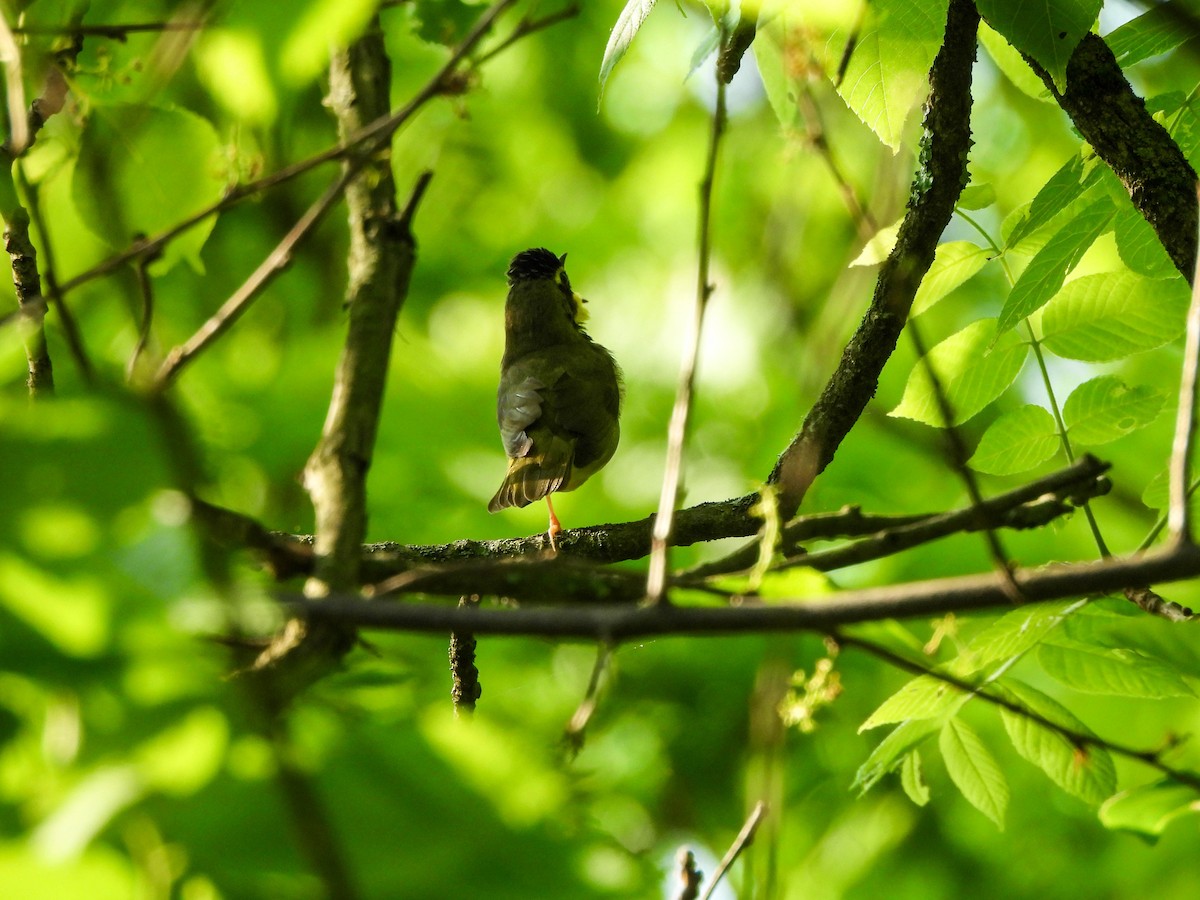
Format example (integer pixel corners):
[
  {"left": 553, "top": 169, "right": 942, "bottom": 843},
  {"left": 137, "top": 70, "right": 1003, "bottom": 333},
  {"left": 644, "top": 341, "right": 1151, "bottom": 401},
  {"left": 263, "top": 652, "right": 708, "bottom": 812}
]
[
  {"left": 851, "top": 218, "right": 902, "bottom": 267},
  {"left": 1100, "top": 781, "right": 1200, "bottom": 840},
  {"left": 912, "top": 241, "right": 990, "bottom": 315},
  {"left": 1106, "top": 3, "right": 1200, "bottom": 68},
  {"left": 977, "top": 21, "right": 1054, "bottom": 104},
  {"left": 968, "top": 405, "right": 1059, "bottom": 475},
  {"left": 890, "top": 319, "right": 1029, "bottom": 426},
  {"left": 997, "top": 200, "right": 1114, "bottom": 335},
  {"left": 1113, "top": 203, "right": 1179, "bottom": 278},
  {"left": 995, "top": 679, "right": 1116, "bottom": 805},
  {"left": 860, "top": 675, "right": 969, "bottom": 730},
  {"left": 950, "top": 600, "right": 1084, "bottom": 678},
  {"left": 1063, "top": 376, "right": 1165, "bottom": 446},
  {"left": 939, "top": 718, "right": 1008, "bottom": 828},
  {"left": 957, "top": 183, "right": 996, "bottom": 210},
  {"left": 1006, "top": 151, "right": 1103, "bottom": 250},
  {"left": 72, "top": 105, "right": 227, "bottom": 274},
  {"left": 599, "top": 0, "right": 659, "bottom": 95},
  {"left": 900, "top": 751, "right": 931, "bottom": 806},
  {"left": 1142, "top": 468, "right": 1170, "bottom": 510},
  {"left": 835, "top": 0, "right": 950, "bottom": 151},
  {"left": 1039, "top": 272, "right": 1191, "bottom": 362},
  {"left": 853, "top": 718, "right": 942, "bottom": 795},
  {"left": 1039, "top": 640, "right": 1198, "bottom": 698},
  {"left": 975, "top": 0, "right": 1102, "bottom": 89}
]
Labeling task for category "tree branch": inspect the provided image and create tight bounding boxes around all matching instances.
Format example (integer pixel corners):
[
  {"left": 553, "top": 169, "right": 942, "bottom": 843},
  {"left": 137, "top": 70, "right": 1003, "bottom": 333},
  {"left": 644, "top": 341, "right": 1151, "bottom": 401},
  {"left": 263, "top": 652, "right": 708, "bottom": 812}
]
[
  {"left": 1169, "top": 184, "right": 1200, "bottom": 542},
  {"left": 1030, "top": 32, "right": 1198, "bottom": 280},
  {"left": 768, "top": 0, "right": 979, "bottom": 517},
  {"left": 289, "top": 540, "right": 1200, "bottom": 639}
]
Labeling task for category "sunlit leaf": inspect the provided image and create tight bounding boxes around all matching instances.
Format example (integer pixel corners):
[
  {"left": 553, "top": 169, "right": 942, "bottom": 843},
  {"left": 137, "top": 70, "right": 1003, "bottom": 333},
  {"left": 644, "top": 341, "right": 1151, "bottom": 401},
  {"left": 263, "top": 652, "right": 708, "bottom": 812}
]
[
  {"left": 968, "top": 405, "right": 1059, "bottom": 475},
  {"left": 860, "top": 675, "right": 969, "bottom": 730},
  {"left": 939, "top": 718, "right": 1009, "bottom": 828},
  {"left": 900, "top": 751, "right": 931, "bottom": 806},
  {"left": 1006, "top": 151, "right": 1103, "bottom": 249},
  {"left": 950, "top": 600, "right": 1085, "bottom": 677},
  {"left": 1100, "top": 781, "right": 1200, "bottom": 840},
  {"left": 853, "top": 718, "right": 942, "bottom": 795},
  {"left": 976, "top": 0, "right": 1102, "bottom": 89},
  {"left": 1039, "top": 640, "right": 1198, "bottom": 698},
  {"left": 1039, "top": 272, "right": 1191, "bottom": 361},
  {"left": 1106, "top": 3, "right": 1199, "bottom": 67},
  {"left": 995, "top": 679, "right": 1116, "bottom": 805},
  {"left": 1113, "top": 203, "right": 1179, "bottom": 278},
  {"left": 835, "top": 0, "right": 950, "bottom": 151},
  {"left": 977, "top": 21, "right": 1054, "bottom": 103},
  {"left": 957, "top": 183, "right": 996, "bottom": 210},
  {"left": 851, "top": 218, "right": 902, "bottom": 267},
  {"left": 997, "top": 199, "right": 1114, "bottom": 334},
  {"left": 1063, "top": 376, "right": 1164, "bottom": 446},
  {"left": 912, "top": 241, "right": 990, "bottom": 315},
  {"left": 890, "top": 319, "right": 1029, "bottom": 426},
  {"left": 599, "top": 0, "right": 659, "bottom": 95}
]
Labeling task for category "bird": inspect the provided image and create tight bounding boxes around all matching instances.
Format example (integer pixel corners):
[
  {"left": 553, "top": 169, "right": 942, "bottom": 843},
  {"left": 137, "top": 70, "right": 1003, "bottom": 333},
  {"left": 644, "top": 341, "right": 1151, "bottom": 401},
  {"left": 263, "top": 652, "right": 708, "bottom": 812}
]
[{"left": 489, "top": 248, "right": 622, "bottom": 550}]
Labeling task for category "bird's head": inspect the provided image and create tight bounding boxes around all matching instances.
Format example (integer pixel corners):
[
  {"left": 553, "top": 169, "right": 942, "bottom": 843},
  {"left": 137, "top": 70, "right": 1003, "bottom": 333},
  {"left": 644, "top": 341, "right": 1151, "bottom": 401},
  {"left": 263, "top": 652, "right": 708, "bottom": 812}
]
[{"left": 507, "top": 247, "right": 589, "bottom": 324}]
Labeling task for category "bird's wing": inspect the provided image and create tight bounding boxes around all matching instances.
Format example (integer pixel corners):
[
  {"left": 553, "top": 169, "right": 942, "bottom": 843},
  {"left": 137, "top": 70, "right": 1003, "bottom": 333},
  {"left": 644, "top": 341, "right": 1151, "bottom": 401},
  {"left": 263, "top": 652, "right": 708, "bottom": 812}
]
[{"left": 496, "top": 369, "right": 546, "bottom": 459}]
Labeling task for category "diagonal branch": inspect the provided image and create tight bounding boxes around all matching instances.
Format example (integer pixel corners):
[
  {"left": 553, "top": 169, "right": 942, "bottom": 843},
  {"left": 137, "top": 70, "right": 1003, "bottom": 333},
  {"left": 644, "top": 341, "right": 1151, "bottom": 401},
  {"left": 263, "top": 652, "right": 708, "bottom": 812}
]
[
  {"left": 768, "top": 0, "right": 979, "bottom": 519},
  {"left": 1029, "top": 32, "right": 1198, "bottom": 280}
]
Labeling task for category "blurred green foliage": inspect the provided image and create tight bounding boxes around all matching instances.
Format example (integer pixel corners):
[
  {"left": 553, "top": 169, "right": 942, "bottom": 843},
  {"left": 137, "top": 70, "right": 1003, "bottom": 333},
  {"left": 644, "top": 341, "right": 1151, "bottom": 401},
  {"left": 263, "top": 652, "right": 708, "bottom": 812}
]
[{"left": 3, "top": 0, "right": 1200, "bottom": 897}]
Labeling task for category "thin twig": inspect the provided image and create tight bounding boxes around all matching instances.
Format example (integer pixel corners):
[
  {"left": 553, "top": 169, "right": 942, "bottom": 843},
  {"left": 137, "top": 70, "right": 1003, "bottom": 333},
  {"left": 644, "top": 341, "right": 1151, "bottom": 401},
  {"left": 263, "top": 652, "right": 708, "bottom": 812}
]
[
  {"left": 646, "top": 31, "right": 730, "bottom": 605},
  {"left": 833, "top": 630, "right": 1200, "bottom": 791},
  {"left": 473, "top": 3, "right": 579, "bottom": 67},
  {"left": 153, "top": 170, "right": 353, "bottom": 388},
  {"left": 17, "top": 166, "right": 92, "bottom": 382},
  {"left": 907, "top": 320, "right": 1021, "bottom": 600},
  {"left": 563, "top": 643, "right": 613, "bottom": 755},
  {"left": 13, "top": 22, "right": 205, "bottom": 39},
  {"left": 699, "top": 801, "right": 767, "bottom": 900},
  {"left": 1169, "top": 184, "right": 1200, "bottom": 543}
]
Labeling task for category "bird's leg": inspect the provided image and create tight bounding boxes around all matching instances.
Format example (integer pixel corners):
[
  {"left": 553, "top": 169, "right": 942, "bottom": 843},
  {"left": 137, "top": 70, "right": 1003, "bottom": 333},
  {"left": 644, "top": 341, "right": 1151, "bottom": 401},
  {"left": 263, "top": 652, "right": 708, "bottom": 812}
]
[{"left": 545, "top": 495, "right": 562, "bottom": 551}]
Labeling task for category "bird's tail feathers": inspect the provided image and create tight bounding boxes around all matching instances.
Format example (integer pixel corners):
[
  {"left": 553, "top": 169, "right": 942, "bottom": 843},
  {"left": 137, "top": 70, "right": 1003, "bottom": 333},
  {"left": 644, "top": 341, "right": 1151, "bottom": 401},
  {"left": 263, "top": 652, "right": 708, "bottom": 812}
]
[{"left": 488, "top": 444, "right": 573, "bottom": 512}]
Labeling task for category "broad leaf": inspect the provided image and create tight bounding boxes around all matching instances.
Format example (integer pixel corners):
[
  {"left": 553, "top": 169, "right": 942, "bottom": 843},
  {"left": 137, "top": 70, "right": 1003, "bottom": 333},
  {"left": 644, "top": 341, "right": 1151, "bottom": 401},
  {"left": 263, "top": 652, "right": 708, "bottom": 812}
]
[
  {"left": 835, "top": 0, "right": 950, "bottom": 151},
  {"left": 912, "top": 241, "right": 991, "bottom": 315},
  {"left": 860, "top": 675, "right": 969, "bottom": 730},
  {"left": 1106, "top": 3, "right": 1200, "bottom": 68},
  {"left": 851, "top": 218, "right": 902, "bottom": 267},
  {"left": 72, "top": 105, "right": 227, "bottom": 274},
  {"left": 1113, "top": 203, "right": 1179, "bottom": 278},
  {"left": 975, "top": 0, "right": 1102, "bottom": 89},
  {"left": 1006, "top": 151, "right": 1103, "bottom": 250},
  {"left": 968, "top": 405, "right": 1059, "bottom": 475},
  {"left": 1038, "top": 272, "right": 1191, "bottom": 361},
  {"left": 1100, "top": 781, "right": 1200, "bottom": 840},
  {"left": 853, "top": 718, "right": 942, "bottom": 795},
  {"left": 997, "top": 200, "right": 1115, "bottom": 334},
  {"left": 995, "top": 679, "right": 1116, "bottom": 805},
  {"left": 957, "top": 183, "right": 996, "bottom": 210},
  {"left": 939, "top": 718, "right": 1009, "bottom": 828},
  {"left": 890, "top": 320, "right": 1029, "bottom": 426},
  {"left": 599, "top": 0, "right": 658, "bottom": 94},
  {"left": 1063, "top": 376, "right": 1164, "bottom": 446},
  {"left": 900, "top": 751, "right": 931, "bottom": 806},
  {"left": 950, "top": 600, "right": 1085, "bottom": 678},
  {"left": 977, "top": 21, "right": 1054, "bottom": 104},
  {"left": 1039, "top": 640, "right": 1198, "bottom": 698}
]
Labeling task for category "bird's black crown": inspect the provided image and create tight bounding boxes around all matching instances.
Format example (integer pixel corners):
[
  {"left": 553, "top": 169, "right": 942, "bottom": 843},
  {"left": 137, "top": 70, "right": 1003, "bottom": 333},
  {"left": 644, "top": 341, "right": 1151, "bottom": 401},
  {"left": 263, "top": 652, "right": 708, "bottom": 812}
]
[{"left": 508, "top": 247, "right": 565, "bottom": 284}]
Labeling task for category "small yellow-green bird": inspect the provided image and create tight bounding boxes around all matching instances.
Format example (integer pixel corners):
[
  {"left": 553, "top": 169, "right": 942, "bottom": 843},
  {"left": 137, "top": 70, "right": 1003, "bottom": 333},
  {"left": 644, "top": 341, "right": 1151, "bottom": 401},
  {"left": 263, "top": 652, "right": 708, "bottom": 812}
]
[{"left": 489, "top": 248, "right": 622, "bottom": 548}]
